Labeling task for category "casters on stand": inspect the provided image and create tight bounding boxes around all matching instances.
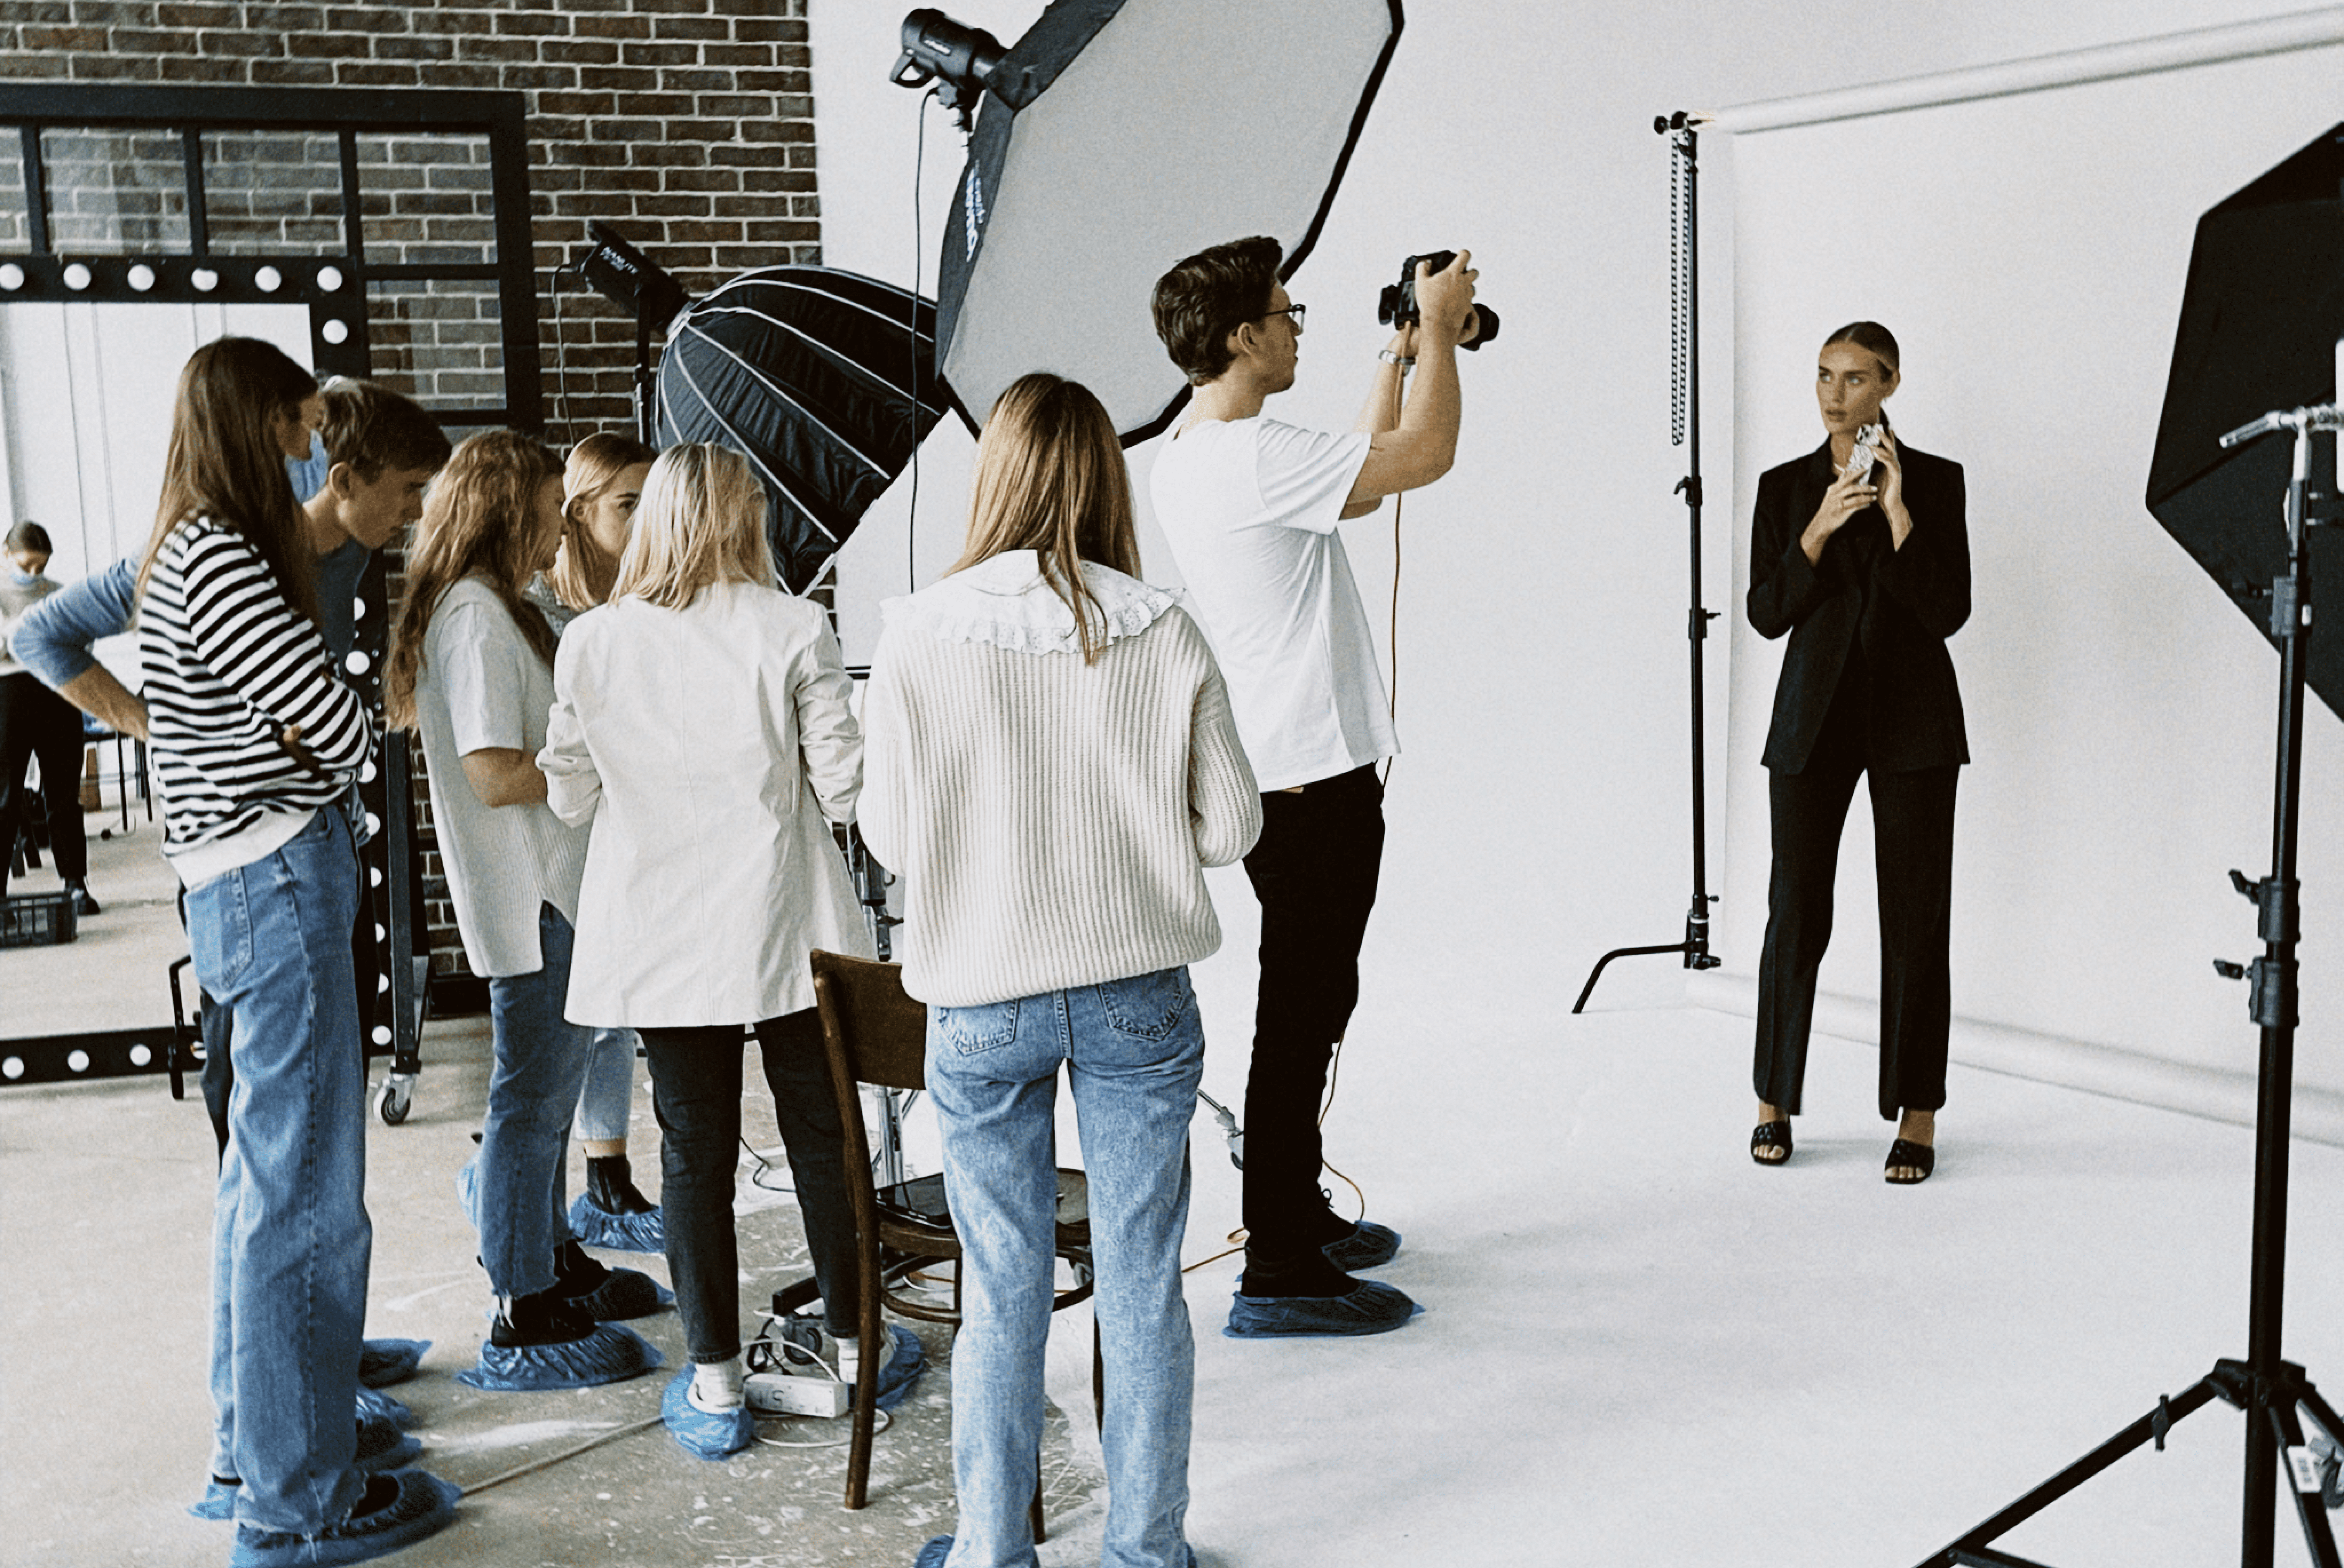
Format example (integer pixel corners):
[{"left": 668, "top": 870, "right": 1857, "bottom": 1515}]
[{"left": 375, "top": 1071, "right": 416, "bottom": 1125}]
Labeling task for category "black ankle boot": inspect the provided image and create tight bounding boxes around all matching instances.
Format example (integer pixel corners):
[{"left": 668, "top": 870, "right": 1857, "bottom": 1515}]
[
  {"left": 585, "top": 1155, "right": 657, "bottom": 1215},
  {"left": 490, "top": 1289, "right": 597, "bottom": 1348}
]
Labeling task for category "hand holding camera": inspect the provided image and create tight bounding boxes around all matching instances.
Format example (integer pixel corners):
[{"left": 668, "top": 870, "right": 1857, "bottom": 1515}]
[{"left": 1378, "top": 250, "right": 1496, "bottom": 351}]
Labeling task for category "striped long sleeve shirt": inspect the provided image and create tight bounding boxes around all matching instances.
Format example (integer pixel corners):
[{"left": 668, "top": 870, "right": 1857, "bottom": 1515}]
[{"left": 139, "top": 518, "right": 373, "bottom": 869}]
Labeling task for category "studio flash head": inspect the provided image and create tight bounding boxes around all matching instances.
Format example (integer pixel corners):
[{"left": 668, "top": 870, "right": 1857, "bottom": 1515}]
[
  {"left": 1376, "top": 250, "right": 1500, "bottom": 351},
  {"left": 890, "top": 9, "right": 1008, "bottom": 128}
]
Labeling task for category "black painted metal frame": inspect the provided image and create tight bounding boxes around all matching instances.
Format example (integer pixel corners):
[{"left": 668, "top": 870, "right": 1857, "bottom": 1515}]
[{"left": 0, "top": 84, "right": 542, "bottom": 1096}]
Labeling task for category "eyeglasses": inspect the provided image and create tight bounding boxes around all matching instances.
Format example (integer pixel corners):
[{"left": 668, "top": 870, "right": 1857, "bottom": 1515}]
[{"left": 1256, "top": 302, "right": 1306, "bottom": 331}]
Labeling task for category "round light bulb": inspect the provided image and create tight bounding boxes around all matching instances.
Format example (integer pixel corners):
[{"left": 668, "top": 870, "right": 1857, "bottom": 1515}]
[
  {"left": 373, "top": 1025, "right": 393, "bottom": 1045},
  {"left": 0, "top": 263, "right": 23, "bottom": 291},
  {"left": 62, "top": 262, "right": 91, "bottom": 291},
  {"left": 322, "top": 318, "right": 349, "bottom": 345},
  {"left": 66, "top": 1049, "right": 91, "bottom": 1072},
  {"left": 254, "top": 265, "right": 282, "bottom": 293},
  {"left": 2, "top": 1057, "right": 23, "bottom": 1080},
  {"left": 317, "top": 265, "right": 345, "bottom": 292},
  {"left": 129, "top": 1043, "right": 153, "bottom": 1067},
  {"left": 128, "top": 263, "right": 156, "bottom": 291},
  {"left": 345, "top": 650, "right": 369, "bottom": 676},
  {"left": 192, "top": 267, "right": 219, "bottom": 292}
]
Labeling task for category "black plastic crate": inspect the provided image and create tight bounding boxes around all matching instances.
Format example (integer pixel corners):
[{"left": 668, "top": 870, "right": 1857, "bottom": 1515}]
[{"left": 0, "top": 891, "right": 78, "bottom": 947}]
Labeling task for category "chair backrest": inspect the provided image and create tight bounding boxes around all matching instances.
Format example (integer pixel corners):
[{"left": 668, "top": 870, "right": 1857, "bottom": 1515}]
[{"left": 809, "top": 949, "right": 929, "bottom": 1094}]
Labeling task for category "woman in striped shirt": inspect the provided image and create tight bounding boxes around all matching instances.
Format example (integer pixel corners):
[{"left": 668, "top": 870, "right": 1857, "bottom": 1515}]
[
  {"left": 385, "top": 430, "right": 665, "bottom": 1392},
  {"left": 138, "top": 336, "right": 457, "bottom": 1567}
]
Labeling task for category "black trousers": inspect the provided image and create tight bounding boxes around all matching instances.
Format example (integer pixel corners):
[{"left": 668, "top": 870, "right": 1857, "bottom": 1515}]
[
  {"left": 637, "top": 1010, "right": 861, "bottom": 1360},
  {"left": 1753, "top": 757, "right": 1959, "bottom": 1120},
  {"left": 0, "top": 671, "right": 88, "bottom": 894},
  {"left": 1240, "top": 764, "right": 1384, "bottom": 1263}
]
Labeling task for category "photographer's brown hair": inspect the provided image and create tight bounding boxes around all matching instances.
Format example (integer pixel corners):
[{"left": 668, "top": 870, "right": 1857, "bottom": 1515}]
[
  {"left": 315, "top": 378, "right": 454, "bottom": 487},
  {"left": 952, "top": 373, "right": 1139, "bottom": 666},
  {"left": 1152, "top": 235, "right": 1283, "bottom": 386}
]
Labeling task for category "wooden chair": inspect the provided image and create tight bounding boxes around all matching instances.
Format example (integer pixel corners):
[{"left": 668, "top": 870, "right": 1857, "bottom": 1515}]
[{"left": 809, "top": 949, "right": 1103, "bottom": 1521}]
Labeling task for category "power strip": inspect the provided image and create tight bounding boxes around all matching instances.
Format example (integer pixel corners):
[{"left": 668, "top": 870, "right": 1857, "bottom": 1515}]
[{"left": 745, "top": 1371, "right": 848, "bottom": 1419}]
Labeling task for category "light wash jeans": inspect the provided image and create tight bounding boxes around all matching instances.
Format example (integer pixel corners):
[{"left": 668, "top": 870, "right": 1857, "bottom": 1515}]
[
  {"left": 189, "top": 806, "right": 371, "bottom": 1535},
  {"left": 926, "top": 966, "right": 1204, "bottom": 1568},
  {"left": 573, "top": 1026, "right": 640, "bottom": 1144},
  {"left": 477, "top": 904, "right": 592, "bottom": 1298}
]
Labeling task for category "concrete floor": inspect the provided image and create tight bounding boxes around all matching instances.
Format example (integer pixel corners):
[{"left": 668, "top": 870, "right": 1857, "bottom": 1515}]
[
  {"left": 5, "top": 987, "right": 2344, "bottom": 1566},
  {"left": 3, "top": 798, "right": 186, "bottom": 1038}
]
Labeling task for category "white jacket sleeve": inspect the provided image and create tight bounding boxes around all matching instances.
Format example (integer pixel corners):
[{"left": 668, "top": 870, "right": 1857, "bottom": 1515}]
[
  {"left": 794, "top": 616, "right": 863, "bottom": 825},
  {"left": 537, "top": 636, "right": 602, "bottom": 828},
  {"left": 1189, "top": 653, "right": 1261, "bottom": 867}
]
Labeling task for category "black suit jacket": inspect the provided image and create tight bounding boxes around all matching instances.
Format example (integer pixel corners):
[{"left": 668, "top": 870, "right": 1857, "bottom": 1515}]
[{"left": 1747, "top": 439, "right": 1971, "bottom": 774}]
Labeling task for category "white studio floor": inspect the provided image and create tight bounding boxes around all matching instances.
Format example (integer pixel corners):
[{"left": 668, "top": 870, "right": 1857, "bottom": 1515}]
[{"left": 4, "top": 997, "right": 2341, "bottom": 1568}]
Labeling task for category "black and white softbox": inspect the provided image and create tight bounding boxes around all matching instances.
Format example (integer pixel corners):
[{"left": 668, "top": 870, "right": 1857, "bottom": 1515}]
[
  {"left": 935, "top": 0, "right": 1403, "bottom": 443},
  {"left": 656, "top": 266, "right": 952, "bottom": 592}
]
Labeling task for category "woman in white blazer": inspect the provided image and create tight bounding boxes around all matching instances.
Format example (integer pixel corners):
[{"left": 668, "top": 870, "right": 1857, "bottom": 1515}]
[{"left": 538, "top": 443, "right": 893, "bottom": 1461}]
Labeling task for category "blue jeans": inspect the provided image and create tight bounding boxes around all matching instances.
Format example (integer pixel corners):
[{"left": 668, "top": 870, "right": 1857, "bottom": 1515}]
[
  {"left": 573, "top": 1027, "right": 640, "bottom": 1144},
  {"left": 477, "top": 905, "right": 592, "bottom": 1297},
  {"left": 926, "top": 967, "right": 1204, "bottom": 1568},
  {"left": 188, "top": 807, "right": 370, "bottom": 1534}
]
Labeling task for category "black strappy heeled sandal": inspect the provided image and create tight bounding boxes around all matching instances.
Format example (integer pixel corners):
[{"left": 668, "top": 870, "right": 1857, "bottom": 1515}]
[
  {"left": 1884, "top": 1137, "right": 1935, "bottom": 1184},
  {"left": 1750, "top": 1119, "right": 1793, "bottom": 1166}
]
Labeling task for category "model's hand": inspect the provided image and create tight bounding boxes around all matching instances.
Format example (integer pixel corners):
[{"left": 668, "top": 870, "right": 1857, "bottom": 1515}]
[
  {"left": 1414, "top": 250, "right": 1478, "bottom": 347},
  {"left": 1801, "top": 469, "right": 1877, "bottom": 564},
  {"left": 1871, "top": 429, "right": 1906, "bottom": 519}
]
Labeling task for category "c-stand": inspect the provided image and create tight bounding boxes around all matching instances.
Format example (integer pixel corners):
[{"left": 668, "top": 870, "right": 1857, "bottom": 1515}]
[
  {"left": 1575, "top": 109, "right": 1721, "bottom": 1013},
  {"left": 1915, "top": 402, "right": 2344, "bottom": 1568}
]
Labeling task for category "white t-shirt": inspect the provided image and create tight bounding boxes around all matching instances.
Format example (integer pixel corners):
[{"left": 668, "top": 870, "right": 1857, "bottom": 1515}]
[
  {"left": 413, "top": 575, "right": 589, "bottom": 978},
  {"left": 1148, "top": 415, "right": 1396, "bottom": 791}
]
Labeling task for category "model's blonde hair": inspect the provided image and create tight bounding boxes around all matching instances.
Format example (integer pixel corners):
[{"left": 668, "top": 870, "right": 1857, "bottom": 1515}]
[
  {"left": 384, "top": 429, "right": 562, "bottom": 730},
  {"left": 549, "top": 431, "right": 658, "bottom": 611},
  {"left": 613, "top": 443, "right": 776, "bottom": 610},
  {"left": 950, "top": 373, "right": 1139, "bottom": 664}
]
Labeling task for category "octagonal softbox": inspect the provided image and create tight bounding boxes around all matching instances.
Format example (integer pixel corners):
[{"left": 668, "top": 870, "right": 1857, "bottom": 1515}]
[
  {"left": 935, "top": 0, "right": 1403, "bottom": 443},
  {"left": 2146, "top": 122, "right": 2344, "bottom": 716},
  {"left": 657, "top": 266, "right": 952, "bottom": 592}
]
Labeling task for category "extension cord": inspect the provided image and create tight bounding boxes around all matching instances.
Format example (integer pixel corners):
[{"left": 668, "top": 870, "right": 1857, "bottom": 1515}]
[{"left": 744, "top": 1370, "right": 848, "bottom": 1419}]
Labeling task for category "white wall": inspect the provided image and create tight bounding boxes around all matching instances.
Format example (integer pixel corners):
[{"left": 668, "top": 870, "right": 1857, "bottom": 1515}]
[{"left": 808, "top": 1, "right": 2336, "bottom": 1111}]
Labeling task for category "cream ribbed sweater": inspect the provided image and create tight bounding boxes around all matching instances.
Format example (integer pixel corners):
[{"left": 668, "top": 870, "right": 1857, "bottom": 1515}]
[{"left": 859, "top": 553, "right": 1262, "bottom": 1007}]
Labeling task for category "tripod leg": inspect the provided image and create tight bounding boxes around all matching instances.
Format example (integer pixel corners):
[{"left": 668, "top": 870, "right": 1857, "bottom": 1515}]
[
  {"left": 1913, "top": 1379, "right": 2223, "bottom": 1568},
  {"left": 2269, "top": 1399, "right": 2344, "bottom": 1568},
  {"left": 1572, "top": 942, "right": 1690, "bottom": 1014}
]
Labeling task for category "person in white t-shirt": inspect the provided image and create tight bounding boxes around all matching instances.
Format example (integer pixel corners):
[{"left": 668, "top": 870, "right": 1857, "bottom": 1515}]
[{"left": 1148, "top": 234, "right": 1479, "bottom": 1338}]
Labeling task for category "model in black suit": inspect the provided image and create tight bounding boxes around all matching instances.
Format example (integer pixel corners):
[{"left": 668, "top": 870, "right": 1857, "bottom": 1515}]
[{"left": 1745, "top": 322, "right": 1968, "bottom": 1184}]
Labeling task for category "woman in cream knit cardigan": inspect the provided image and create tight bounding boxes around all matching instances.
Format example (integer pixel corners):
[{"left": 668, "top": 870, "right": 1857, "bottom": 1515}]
[{"left": 862, "top": 374, "right": 1260, "bottom": 1568}]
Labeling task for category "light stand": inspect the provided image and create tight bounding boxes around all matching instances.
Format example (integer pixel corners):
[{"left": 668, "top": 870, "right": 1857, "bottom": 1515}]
[
  {"left": 1914, "top": 402, "right": 2344, "bottom": 1568},
  {"left": 1574, "top": 109, "right": 1721, "bottom": 1013}
]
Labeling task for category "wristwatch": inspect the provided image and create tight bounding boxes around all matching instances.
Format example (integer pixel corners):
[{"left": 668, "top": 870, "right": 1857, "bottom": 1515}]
[{"left": 1378, "top": 349, "right": 1416, "bottom": 368}]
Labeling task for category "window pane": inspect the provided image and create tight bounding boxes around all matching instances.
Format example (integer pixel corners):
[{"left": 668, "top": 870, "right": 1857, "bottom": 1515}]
[
  {"left": 366, "top": 278, "right": 504, "bottom": 410},
  {"left": 200, "top": 132, "right": 344, "bottom": 255},
  {"left": 0, "top": 136, "right": 28, "bottom": 254},
  {"left": 41, "top": 129, "right": 190, "bottom": 254},
  {"left": 355, "top": 133, "right": 495, "bottom": 266}
]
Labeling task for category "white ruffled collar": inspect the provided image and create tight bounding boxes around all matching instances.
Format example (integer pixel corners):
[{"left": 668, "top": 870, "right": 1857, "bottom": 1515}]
[{"left": 883, "top": 550, "right": 1179, "bottom": 657}]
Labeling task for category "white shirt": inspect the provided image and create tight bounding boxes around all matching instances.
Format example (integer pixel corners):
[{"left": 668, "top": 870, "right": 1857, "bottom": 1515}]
[
  {"left": 412, "top": 576, "right": 587, "bottom": 977},
  {"left": 860, "top": 551, "right": 1261, "bottom": 1007},
  {"left": 1148, "top": 415, "right": 1397, "bottom": 790},
  {"left": 539, "top": 579, "right": 872, "bottom": 1028}
]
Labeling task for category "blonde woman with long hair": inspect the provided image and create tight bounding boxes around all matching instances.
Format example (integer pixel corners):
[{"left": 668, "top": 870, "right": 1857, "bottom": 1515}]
[
  {"left": 521, "top": 431, "right": 666, "bottom": 1252},
  {"left": 537, "top": 442, "right": 893, "bottom": 1460},
  {"left": 386, "top": 430, "right": 666, "bottom": 1394},
  {"left": 861, "top": 374, "right": 1261, "bottom": 1568}
]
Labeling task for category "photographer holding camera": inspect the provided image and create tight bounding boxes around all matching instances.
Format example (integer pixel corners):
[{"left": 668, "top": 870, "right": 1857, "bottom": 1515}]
[{"left": 1148, "top": 236, "right": 1478, "bottom": 1339}]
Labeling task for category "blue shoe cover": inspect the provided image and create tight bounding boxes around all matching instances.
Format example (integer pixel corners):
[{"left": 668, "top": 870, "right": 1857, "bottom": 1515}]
[
  {"left": 661, "top": 1368, "right": 754, "bottom": 1461},
  {"left": 457, "top": 1321, "right": 662, "bottom": 1392},
  {"left": 859, "top": 1323, "right": 926, "bottom": 1412},
  {"left": 355, "top": 1407, "right": 423, "bottom": 1473},
  {"left": 357, "top": 1338, "right": 429, "bottom": 1389},
  {"left": 912, "top": 1535, "right": 954, "bottom": 1568},
  {"left": 1224, "top": 1280, "right": 1420, "bottom": 1339},
  {"left": 567, "top": 1264, "right": 673, "bottom": 1322},
  {"left": 190, "top": 1402, "right": 419, "bottom": 1519},
  {"left": 188, "top": 1476, "right": 239, "bottom": 1521},
  {"left": 1321, "top": 1219, "right": 1402, "bottom": 1272},
  {"left": 352, "top": 1385, "right": 413, "bottom": 1431},
  {"left": 227, "top": 1467, "right": 460, "bottom": 1568},
  {"left": 567, "top": 1192, "right": 667, "bottom": 1254}
]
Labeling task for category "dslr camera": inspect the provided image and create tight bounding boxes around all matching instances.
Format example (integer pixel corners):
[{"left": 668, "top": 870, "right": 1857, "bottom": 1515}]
[{"left": 1376, "top": 250, "right": 1499, "bottom": 350}]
